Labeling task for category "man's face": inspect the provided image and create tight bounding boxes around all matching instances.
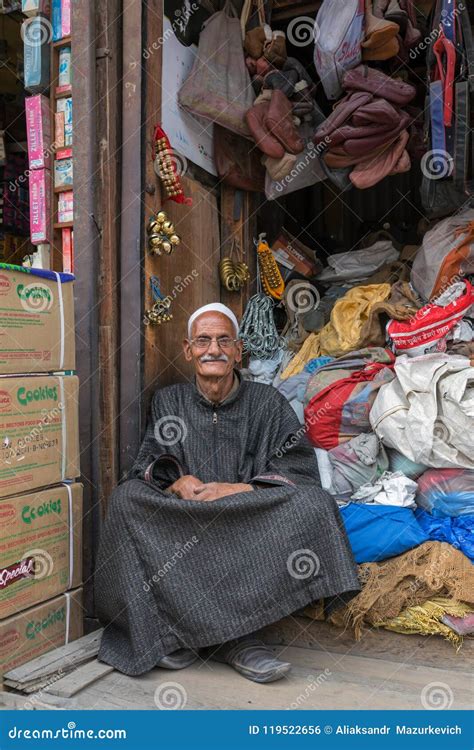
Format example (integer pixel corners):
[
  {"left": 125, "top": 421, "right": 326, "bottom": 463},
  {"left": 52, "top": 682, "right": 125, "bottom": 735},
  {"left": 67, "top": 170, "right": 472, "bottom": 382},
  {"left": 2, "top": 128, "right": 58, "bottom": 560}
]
[{"left": 183, "top": 312, "right": 242, "bottom": 379}]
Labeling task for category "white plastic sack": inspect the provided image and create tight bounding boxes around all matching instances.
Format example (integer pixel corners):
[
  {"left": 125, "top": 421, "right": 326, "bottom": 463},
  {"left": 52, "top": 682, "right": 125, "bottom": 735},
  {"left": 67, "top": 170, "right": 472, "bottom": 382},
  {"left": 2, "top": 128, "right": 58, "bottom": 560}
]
[
  {"left": 313, "top": 0, "right": 364, "bottom": 100},
  {"left": 410, "top": 208, "right": 474, "bottom": 302},
  {"left": 370, "top": 353, "right": 474, "bottom": 469},
  {"left": 316, "top": 240, "right": 399, "bottom": 284}
]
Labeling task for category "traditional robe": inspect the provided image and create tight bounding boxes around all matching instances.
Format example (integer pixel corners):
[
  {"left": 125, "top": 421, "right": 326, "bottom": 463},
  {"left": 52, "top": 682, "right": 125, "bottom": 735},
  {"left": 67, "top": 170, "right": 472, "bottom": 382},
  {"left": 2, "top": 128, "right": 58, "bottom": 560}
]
[{"left": 95, "top": 373, "right": 360, "bottom": 675}]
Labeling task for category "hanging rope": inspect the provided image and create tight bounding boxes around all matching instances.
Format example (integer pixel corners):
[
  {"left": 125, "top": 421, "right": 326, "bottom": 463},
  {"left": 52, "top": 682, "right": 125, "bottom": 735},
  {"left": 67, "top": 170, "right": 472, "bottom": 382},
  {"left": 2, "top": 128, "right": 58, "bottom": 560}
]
[{"left": 238, "top": 293, "right": 281, "bottom": 359}]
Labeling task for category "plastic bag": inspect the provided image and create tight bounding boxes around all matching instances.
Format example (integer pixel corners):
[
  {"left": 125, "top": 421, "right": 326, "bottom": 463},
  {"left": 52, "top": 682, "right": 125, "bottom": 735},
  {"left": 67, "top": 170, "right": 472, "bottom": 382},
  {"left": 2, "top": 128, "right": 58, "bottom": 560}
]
[
  {"left": 178, "top": 1, "right": 255, "bottom": 136},
  {"left": 415, "top": 469, "right": 474, "bottom": 517},
  {"left": 313, "top": 0, "right": 364, "bottom": 100},
  {"left": 340, "top": 503, "right": 428, "bottom": 563}
]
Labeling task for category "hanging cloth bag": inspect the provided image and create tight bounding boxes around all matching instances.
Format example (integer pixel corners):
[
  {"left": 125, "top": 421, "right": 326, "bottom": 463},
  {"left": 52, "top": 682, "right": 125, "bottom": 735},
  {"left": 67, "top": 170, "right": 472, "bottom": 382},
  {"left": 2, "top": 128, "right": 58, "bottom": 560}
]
[{"left": 177, "top": 1, "right": 255, "bottom": 137}]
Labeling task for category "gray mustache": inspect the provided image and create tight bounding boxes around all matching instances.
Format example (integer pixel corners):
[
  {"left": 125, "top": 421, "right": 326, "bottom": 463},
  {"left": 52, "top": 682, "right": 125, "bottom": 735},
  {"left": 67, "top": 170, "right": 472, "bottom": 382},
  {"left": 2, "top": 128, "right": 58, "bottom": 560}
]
[{"left": 199, "top": 354, "right": 229, "bottom": 362}]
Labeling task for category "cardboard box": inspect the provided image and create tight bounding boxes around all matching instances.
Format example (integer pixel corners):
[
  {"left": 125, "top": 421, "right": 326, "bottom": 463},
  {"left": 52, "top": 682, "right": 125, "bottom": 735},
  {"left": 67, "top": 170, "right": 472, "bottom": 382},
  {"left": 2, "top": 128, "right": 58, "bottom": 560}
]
[
  {"left": 29, "top": 168, "right": 51, "bottom": 244},
  {"left": 0, "top": 374, "right": 80, "bottom": 499},
  {"left": 25, "top": 95, "right": 51, "bottom": 170},
  {"left": 271, "top": 231, "right": 321, "bottom": 278},
  {"left": 0, "top": 588, "right": 83, "bottom": 679},
  {"left": 0, "top": 483, "right": 82, "bottom": 620},
  {"left": 54, "top": 157, "right": 73, "bottom": 189},
  {"left": 0, "top": 264, "right": 75, "bottom": 373}
]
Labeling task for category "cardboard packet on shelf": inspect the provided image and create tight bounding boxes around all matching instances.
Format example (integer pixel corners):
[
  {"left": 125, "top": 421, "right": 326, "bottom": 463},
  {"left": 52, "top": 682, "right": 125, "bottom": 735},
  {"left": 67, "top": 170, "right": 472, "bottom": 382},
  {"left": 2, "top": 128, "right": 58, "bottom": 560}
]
[
  {"left": 22, "top": 0, "right": 51, "bottom": 15},
  {"left": 25, "top": 95, "right": 51, "bottom": 170},
  {"left": 54, "top": 157, "right": 73, "bottom": 189},
  {"left": 0, "top": 483, "right": 83, "bottom": 620},
  {"left": 57, "top": 190, "right": 73, "bottom": 223},
  {"left": 29, "top": 169, "right": 51, "bottom": 245}
]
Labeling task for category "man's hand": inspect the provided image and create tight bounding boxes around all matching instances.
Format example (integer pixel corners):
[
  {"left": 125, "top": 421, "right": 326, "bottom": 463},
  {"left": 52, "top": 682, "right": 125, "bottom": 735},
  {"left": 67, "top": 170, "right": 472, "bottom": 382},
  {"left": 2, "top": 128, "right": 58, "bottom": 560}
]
[
  {"left": 192, "top": 482, "right": 253, "bottom": 502},
  {"left": 167, "top": 475, "right": 204, "bottom": 499}
]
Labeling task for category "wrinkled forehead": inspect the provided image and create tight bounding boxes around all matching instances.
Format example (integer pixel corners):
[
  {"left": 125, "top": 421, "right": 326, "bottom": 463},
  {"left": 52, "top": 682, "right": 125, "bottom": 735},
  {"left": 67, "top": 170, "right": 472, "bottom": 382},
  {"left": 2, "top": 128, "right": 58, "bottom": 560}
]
[{"left": 190, "top": 312, "right": 236, "bottom": 338}]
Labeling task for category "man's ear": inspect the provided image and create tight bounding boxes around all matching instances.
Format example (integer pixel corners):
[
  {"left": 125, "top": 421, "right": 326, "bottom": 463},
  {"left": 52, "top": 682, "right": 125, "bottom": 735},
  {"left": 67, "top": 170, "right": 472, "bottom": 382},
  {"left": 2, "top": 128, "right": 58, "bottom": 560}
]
[
  {"left": 183, "top": 339, "right": 193, "bottom": 361},
  {"left": 234, "top": 340, "right": 243, "bottom": 365}
]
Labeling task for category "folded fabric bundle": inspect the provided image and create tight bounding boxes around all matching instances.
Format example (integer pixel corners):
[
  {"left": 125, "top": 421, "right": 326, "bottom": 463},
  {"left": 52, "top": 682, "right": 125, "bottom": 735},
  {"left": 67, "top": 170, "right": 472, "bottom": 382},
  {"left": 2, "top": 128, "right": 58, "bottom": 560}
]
[
  {"left": 304, "top": 347, "right": 395, "bottom": 449},
  {"left": 415, "top": 508, "right": 474, "bottom": 563},
  {"left": 387, "top": 280, "right": 474, "bottom": 357},
  {"left": 328, "top": 433, "right": 389, "bottom": 499},
  {"left": 320, "top": 280, "right": 422, "bottom": 358},
  {"left": 319, "top": 283, "right": 390, "bottom": 356},
  {"left": 415, "top": 468, "right": 474, "bottom": 517},
  {"left": 246, "top": 89, "right": 305, "bottom": 157},
  {"left": 316, "top": 240, "right": 399, "bottom": 284},
  {"left": 377, "top": 597, "right": 473, "bottom": 649},
  {"left": 351, "top": 470, "right": 418, "bottom": 508},
  {"left": 340, "top": 503, "right": 428, "bottom": 563},
  {"left": 370, "top": 353, "right": 474, "bottom": 469},
  {"left": 313, "top": 65, "right": 416, "bottom": 188},
  {"left": 279, "top": 332, "right": 321, "bottom": 380},
  {"left": 329, "top": 541, "right": 474, "bottom": 638}
]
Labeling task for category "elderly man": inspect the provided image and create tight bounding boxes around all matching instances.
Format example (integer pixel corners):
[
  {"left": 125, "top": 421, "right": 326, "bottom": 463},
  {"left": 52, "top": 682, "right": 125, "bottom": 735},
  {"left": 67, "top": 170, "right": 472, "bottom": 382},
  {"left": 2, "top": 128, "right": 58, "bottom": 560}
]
[{"left": 95, "top": 303, "right": 359, "bottom": 683}]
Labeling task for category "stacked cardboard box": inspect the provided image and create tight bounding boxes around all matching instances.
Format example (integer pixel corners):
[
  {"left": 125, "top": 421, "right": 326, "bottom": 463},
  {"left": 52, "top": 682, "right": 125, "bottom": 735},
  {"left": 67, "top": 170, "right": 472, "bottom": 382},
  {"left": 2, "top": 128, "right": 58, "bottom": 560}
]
[{"left": 0, "top": 264, "right": 82, "bottom": 679}]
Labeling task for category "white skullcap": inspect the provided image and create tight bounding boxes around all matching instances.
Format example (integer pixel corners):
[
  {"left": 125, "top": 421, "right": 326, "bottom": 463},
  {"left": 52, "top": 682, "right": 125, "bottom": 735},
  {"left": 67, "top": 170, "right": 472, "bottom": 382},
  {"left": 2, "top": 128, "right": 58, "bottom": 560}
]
[{"left": 187, "top": 303, "right": 239, "bottom": 338}]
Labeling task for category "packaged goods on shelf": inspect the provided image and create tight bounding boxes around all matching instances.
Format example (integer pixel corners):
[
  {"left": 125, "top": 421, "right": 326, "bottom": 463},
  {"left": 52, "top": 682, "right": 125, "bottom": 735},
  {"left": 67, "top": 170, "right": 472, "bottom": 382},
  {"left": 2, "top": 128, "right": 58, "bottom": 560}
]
[
  {"left": 0, "top": 374, "right": 79, "bottom": 499},
  {"left": 21, "top": 0, "right": 50, "bottom": 16},
  {"left": 54, "top": 154, "right": 73, "bottom": 189},
  {"left": 62, "top": 228, "right": 73, "bottom": 272},
  {"left": 57, "top": 189, "right": 73, "bottom": 223},
  {"left": 0, "top": 264, "right": 75, "bottom": 373},
  {"left": 23, "top": 16, "right": 50, "bottom": 94},
  {"left": 56, "top": 97, "right": 72, "bottom": 146},
  {"left": 0, "top": 483, "right": 82, "bottom": 620},
  {"left": 58, "top": 46, "right": 71, "bottom": 87},
  {"left": 0, "top": 588, "right": 83, "bottom": 679},
  {"left": 25, "top": 95, "right": 51, "bottom": 170},
  {"left": 29, "top": 168, "right": 51, "bottom": 244}
]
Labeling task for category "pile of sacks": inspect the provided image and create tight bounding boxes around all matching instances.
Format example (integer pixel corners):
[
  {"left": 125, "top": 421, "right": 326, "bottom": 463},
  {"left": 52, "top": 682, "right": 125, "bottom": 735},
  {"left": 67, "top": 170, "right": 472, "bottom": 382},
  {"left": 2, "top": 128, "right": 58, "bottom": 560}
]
[{"left": 262, "top": 207, "right": 474, "bottom": 644}]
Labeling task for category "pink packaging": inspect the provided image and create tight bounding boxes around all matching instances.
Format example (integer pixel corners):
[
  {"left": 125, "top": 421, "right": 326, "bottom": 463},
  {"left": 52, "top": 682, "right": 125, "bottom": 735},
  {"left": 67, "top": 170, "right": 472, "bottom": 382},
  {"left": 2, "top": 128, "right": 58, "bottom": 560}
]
[
  {"left": 29, "top": 169, "right": 52, "bottom": 245},
  {"left": 61, "top": 0, "right": 71, "bottom": 37},
  {"left": 58, "top": 189, "right": 73, "bottom": 224},
  {"left": 25, "top": 95, "right": 51, "bottom": 170}
]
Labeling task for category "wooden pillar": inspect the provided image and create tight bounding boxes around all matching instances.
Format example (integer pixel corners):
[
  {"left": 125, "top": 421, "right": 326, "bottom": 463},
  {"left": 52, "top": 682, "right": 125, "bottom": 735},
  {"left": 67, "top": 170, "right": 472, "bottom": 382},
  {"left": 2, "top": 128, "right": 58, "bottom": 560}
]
[{"left": 95, "top": 0, "right": 121, "bottom": 509}]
